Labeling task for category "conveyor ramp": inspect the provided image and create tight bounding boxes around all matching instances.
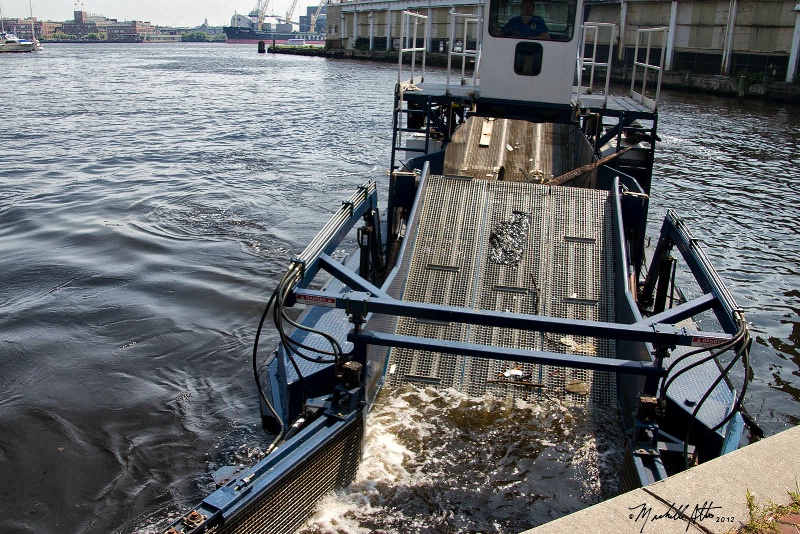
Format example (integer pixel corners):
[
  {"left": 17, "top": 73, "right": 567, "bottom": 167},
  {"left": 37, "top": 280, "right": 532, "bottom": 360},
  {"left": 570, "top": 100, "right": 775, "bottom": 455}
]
[{"left": 386, "top": 174, "right": 617, "bottom": 406}]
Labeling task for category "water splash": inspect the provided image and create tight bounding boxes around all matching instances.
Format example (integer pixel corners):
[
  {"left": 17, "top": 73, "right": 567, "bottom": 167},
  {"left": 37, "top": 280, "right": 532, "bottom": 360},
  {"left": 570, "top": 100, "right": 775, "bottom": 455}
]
[{"left": 302, "top": 386, "right": 624, "bottom": 533}]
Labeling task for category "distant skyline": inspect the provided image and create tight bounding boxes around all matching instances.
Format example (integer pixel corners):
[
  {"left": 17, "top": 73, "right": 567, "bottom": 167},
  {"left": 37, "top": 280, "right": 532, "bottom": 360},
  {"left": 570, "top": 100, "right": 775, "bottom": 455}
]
[{"left": 1, "top": 1, "right": 319, "bottom": 27}]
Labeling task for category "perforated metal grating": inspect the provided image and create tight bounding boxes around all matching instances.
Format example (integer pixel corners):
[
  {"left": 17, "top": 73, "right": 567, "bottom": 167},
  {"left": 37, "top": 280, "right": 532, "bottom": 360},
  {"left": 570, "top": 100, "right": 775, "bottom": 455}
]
[
  {"left": 207, "top": 417, "right": 363, "bottom": 534},
  {"left": 390, "top": 175, "right": 485, "bottom": 390},
  {"left": 386, "top": 174, "right": 617, "bottom": 406},
  {"left": 538, "top": 186, "right": 616, "bottom": 406}
]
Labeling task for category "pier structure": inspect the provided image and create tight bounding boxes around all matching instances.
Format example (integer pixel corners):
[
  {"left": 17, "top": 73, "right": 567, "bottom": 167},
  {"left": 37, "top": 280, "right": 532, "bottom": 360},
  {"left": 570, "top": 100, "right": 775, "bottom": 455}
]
[
  {"left": 326, "top": 0, "right": 480, "bottom": 54},
  {"left": 325, "top": 0, "right": 800, "bottom": 83},
  {"left": 585, "top": 1, "right": 800, "bottom": 83}
]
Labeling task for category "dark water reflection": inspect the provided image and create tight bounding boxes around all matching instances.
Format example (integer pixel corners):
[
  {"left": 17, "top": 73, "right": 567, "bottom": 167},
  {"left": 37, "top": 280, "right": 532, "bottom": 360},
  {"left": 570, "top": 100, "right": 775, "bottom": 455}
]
[
  {"left": 650, "top": 92, "right": 800, "bottom": 433},
  {"left": 1, "top": 44, "right": 798, "bottom": 533}
]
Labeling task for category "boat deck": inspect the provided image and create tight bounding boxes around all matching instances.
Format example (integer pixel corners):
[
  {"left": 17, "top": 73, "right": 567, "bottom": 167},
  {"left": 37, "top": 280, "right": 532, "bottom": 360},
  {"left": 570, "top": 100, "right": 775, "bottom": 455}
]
[
  {"left": 442, "top": 118, "right": 578, "bottom": 182},
  {"left": 571, "top": 93, "right": 657, "bottom": 117},
  {"left": 668, "top": 328, "right": 740, "bottom": 442}
]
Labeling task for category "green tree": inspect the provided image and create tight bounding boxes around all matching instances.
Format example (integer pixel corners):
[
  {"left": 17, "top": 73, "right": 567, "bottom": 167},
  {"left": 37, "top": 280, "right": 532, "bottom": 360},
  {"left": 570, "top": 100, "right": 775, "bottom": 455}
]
[
  {"left": 48, "top": 31, "right": 78, "bottom": 41},
  {"left": 181, "top": 31, "right": 210, "bottom": 42}
]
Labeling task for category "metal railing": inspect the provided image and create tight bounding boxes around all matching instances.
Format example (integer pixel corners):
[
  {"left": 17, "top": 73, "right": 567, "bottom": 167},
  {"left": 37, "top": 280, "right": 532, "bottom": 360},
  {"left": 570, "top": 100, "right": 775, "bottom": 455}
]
[
  {"left": 393, "top": 11, "right": 429, "bottom": 170},
  {"left": 630, "top": 27, "right": 667, "bottom": 110},
  {"left": 446, "top": 10, "right": 481, "bottom": 94},
  {"left": 397, "top": 10, "right": 428, "bottom": 86},
  {"left": 576, "top": 22, "right": 616, "bottom": 107}
]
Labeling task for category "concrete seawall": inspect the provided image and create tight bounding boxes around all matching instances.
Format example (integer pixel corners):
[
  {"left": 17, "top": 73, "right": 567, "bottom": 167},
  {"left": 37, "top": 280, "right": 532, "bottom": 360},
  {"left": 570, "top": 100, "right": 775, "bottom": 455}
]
[
  {"left": 268, "top": 46, "right": 800, "bottom": 103},
  {"left": 524, "top": 425, "right": 800, "bottom": 534}
]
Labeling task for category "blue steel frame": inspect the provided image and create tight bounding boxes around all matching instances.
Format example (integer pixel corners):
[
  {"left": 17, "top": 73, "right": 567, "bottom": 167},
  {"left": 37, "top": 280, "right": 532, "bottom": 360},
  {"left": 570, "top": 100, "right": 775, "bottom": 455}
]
[
  {"left": 195, "top": 413, "right": 358, "bottom": 522},
  {"left": 164, "top": 177, "right": 747, "bottom": 534},
  {"left": 283, "top": 173, "right": 747, "bottom": 491},
  {"left": 295, "top": 288, "right": 732, "bottom": 355},
  {"left": 165, "top": 409, "right": 361, "bottom": 532},
  {"left": 290, "top": 182, "right": 381, "bottom": 290},
  {"left": 642, "top": 210, "right": 743, "bottom": 334},
  {"left": 163, "top": 184, "right": 385, "bottom": 533},
  {"left": 287, "top": 179, "right": 742, "bottom": 387}
]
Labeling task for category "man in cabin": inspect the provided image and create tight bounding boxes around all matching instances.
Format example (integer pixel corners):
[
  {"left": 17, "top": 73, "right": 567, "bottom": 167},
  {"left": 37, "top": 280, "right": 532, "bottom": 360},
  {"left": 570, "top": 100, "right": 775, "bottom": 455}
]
[{"left": 502, "top": 0, "right": 550, "bottom": 39}]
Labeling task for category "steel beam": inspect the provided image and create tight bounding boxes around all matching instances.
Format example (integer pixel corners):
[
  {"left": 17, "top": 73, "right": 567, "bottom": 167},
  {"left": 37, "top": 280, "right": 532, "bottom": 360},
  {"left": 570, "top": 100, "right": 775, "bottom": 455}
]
[
  {"left": 350, "top": 330, "right": 666, "bottom": 376},
  {"left": 293, "top": 289, "right": 732, "bottom": 348}
]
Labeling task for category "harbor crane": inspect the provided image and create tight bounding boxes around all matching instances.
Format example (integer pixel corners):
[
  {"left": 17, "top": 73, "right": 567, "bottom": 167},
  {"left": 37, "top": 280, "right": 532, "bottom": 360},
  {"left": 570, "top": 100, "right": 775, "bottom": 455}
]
[
  {"left": 310, "top": 0, "right": 325, "bottom": 31},
  {"left": 249, "top": 0, "right": 270, "bottom": 30},
  {"left": 285, "top": 0, "right": 299, "bottom": 25}
]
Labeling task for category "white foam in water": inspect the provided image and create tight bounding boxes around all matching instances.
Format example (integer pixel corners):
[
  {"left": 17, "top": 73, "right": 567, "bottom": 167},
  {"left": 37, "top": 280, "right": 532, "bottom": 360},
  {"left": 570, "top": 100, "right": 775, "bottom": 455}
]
[{"left": 301, "top": 385, "right": 625, "bottom": 533}]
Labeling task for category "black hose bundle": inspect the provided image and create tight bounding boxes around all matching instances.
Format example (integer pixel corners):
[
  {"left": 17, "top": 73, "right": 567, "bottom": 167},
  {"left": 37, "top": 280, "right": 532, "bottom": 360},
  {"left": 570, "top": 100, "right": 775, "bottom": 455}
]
[
  {"left": 658, "top": 311, "right": 751, "bottom": 469},
  {"left": 251, "top": 263, "right": 346, "bottom": 454}
]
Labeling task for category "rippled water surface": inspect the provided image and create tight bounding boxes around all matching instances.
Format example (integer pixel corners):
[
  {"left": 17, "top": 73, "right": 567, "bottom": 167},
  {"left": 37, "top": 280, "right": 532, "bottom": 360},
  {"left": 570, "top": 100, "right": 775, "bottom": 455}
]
[{"left": 2, "top": 44, "right": 799, "bottom": 533}]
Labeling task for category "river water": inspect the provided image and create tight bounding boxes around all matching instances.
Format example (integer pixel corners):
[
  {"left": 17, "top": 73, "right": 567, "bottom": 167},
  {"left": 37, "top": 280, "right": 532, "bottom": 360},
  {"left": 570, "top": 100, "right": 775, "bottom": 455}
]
[{"left": 1, "top": 43, "right": 798, "bottom": 534}]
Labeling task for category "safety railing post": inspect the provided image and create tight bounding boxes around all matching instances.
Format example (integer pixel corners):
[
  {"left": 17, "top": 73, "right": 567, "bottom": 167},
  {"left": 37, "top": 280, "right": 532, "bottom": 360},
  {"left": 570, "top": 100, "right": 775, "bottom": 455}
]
[
  {"left": 577, "top": 22, "right": 616, "bottom": 107},
  {"left": 397, "top": 11, "right": 428, "bottom": 86},
  {"left": 446, "top": 11, "right": 480, "bottom": 94},
  {"left": 630, "top": 27, "right": 667, "bottom": 110}
]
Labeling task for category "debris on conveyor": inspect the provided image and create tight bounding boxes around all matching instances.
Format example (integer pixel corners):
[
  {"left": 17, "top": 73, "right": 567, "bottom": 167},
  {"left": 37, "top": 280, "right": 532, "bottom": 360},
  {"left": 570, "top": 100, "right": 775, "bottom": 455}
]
[
  {"left": 565, "top": 379, "right": 590, "bottom": 396},
  {"left": 489, "top": 210, "right": 531, "bottom": 265}
]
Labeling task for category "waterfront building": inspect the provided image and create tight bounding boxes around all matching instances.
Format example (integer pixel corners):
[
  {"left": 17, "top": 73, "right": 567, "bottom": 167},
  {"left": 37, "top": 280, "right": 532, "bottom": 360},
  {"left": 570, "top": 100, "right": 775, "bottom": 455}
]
[
  {"left": 47, "top": 9, "right": 162, "bottom": 41},
  {"left": 326, "top": 0, "right": 478, "bottom": 53},
  {"left": 61, "top": 10, "right": 98, "bottom": 37},
  {"left": 0, "top": 17, "right": 60, "bottom": 39},
  {"left": 191, "top": 19, "right": 226, "bottom": 36},
  {"left": 585, "top": 0, "right": 800, "bottom": 82},
  {"left": 97, "top": 19, "right": 157, "bottom": 41}
]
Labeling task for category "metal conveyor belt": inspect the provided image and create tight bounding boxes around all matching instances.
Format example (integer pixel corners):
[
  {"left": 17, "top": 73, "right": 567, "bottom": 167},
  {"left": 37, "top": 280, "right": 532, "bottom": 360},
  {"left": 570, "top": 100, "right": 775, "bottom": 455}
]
[{"left": 386, "top": 174, "right": 617, "bottom": 406}]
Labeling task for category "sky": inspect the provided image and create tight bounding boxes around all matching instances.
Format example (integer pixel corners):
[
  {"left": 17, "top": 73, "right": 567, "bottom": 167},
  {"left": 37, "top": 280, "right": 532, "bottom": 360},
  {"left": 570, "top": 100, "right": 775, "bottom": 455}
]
[{"left": 1, "top": 0, "right": 319, "bottom": 28}]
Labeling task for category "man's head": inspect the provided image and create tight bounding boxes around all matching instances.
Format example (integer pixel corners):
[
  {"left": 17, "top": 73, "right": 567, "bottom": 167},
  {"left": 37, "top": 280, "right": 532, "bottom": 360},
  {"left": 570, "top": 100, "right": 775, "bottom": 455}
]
[{"left": 521, "top": 0, "right": 536, "bottom": 16}]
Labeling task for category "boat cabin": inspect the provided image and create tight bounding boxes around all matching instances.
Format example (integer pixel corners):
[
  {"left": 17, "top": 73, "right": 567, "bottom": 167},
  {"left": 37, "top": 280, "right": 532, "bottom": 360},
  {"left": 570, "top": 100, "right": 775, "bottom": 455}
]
[{"left": 479, "top": 0, "right": 580, "bottom": 107}]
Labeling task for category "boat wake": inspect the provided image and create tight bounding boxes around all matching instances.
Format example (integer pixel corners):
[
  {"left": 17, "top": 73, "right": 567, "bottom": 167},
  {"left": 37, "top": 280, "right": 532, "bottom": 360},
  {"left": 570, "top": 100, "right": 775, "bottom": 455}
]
[{"left": 301, "top": 386, "right": 625, "bottom": 533}]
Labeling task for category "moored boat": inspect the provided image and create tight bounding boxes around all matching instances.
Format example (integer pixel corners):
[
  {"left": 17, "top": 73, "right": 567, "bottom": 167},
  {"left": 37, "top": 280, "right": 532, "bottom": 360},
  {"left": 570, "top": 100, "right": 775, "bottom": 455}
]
[
  {"left": 0, "top": 32, "right": 36, "bottom": 52},
  {"left": 223, "top": 5, "right": 323, "bottom": 45},
  {"left": 163, "top": 0, "right": 751, "bottom": 532},
  {"left": 0, "top": 1, "right": 43, "bottom": 52},
  {"left": 222, "top": 25, "right": 323, "bottom": 45}
]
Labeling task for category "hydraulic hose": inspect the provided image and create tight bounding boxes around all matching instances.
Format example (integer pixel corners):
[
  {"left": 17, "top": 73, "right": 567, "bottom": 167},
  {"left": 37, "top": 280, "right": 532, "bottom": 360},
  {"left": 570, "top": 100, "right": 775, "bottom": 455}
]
[
  {"left": 665, "top": 312, "right": 751, "bottom": 469},
  {"left": 659, "top": 314, "right": 748, "bottom": 401},
  {"left": 252, "top": 288, "right": 285, "bottom": 453}
]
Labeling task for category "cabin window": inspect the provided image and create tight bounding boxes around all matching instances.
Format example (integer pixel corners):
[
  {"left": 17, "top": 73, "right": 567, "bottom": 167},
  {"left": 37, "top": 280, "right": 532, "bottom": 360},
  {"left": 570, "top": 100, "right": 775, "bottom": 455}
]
[
  {"left": 514, "top": 42, "right": 543, "bottom": 75},
  {"left": 489, "top": 0, "right": 577, "bottom": 42}
]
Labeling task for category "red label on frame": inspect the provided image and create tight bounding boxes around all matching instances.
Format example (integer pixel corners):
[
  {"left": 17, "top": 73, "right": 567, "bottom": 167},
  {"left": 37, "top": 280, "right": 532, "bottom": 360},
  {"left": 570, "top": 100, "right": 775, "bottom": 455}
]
[
  {"left": 691, "top": 336, "right": 726, "bottom": 348},
  {"left": 297, "top": 294, "right": 337, "bottom": 307}
]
